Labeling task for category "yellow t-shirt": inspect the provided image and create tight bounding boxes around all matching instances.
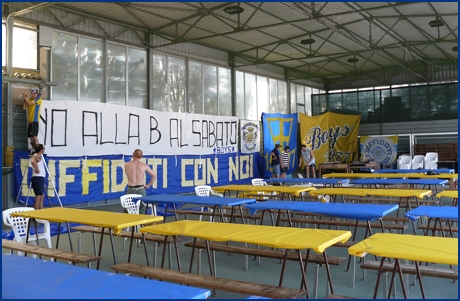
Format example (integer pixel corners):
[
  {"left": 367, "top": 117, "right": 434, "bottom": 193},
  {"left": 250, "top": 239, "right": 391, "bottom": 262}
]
[{"left": 27, "top": 97, "right": 42, "bottom": 123}]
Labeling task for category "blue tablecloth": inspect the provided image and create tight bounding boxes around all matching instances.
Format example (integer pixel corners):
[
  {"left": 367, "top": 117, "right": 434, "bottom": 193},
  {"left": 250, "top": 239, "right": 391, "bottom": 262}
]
[
  {"left": 405, "top": 206, "right": 458, "bottom": 221},
  {"left": 244, "top": 201, "right": 398, "bottom": 221},
  {"left": 373, "top": 169, "right": 455, "bottom": 174},
  {"left": 265, "top": 178, "right": 350, "bottom": 185},
  {"left": 138, "top": 194, "right": 256, "bottom": 207},
  {"left": 2, "top": 254, "right": 211, "bottom": 299},
  {"left": 351, "top": 179, "right": 448, "bottom": 185}
]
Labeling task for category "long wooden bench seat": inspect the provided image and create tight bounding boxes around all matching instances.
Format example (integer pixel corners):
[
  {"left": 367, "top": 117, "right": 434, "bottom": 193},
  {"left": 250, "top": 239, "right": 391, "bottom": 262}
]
[
  {"left": 277, "top": 217, "right": 408, "bottom": 232},
  {"left": 168, "top": 209, "right": 262, "bottom": 221},
  {"left": 325, "top": 294, "right": 357, "bottom": 299},
  {"left": 111, "top": 263, "right": 306, "bottom": 299},
  {"left": 183, "top": 241, "right": 347, "bottom": 266},
  {"left": 343, "top": 197, "right": 440, "bottom": 207},
  {"left": 361, "top": 260, "right": 458, "bottom": 280},
  {"left": 2, "top": 239, "right": 101, "bottom": 268},
  {"left": 70, "top": 225, "right": 182, "bottom": 243},
  {"left": 418, "top": 224, "right": 458, "bottom": 233}
]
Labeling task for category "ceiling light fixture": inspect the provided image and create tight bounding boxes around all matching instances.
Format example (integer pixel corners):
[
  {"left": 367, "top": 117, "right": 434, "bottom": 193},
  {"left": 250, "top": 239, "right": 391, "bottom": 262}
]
[
  {"left": 429, "top": 17, "right": 444, "bottom": 28},
  {"left": 453, "top": 46, "right": 458, "bottom": 52},
  {"left": 347, "top": 58, "right": 359, "bottom": 63},
  {"left": 224, "top": 5, "right": 244, "bottom": 15},
  {"left": 300, "top": 38, "right": 315, "bottom": 45}
]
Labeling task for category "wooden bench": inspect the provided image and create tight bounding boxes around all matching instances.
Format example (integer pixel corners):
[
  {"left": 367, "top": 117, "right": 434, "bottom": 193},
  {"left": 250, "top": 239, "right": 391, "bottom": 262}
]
[
  {"left": 418, "top": 224, "right": 458, "bottom": 233},
  {"left": 325, "top": 294, "right": 357, "bottom": 299},
  {"left": 70, "top": 225, "right": 182, "bottom": 267},
  {"left": 361, "top": 260, "right": 458, "bottom": 280},
  {"left": 277, "top": 217, "right": 408, "bottom": 233},
  {"left": 343, "top": 197, "right": 440, "bottom": 207},
  {"left": 2, "top": 239, "right": 101, "bottom": 268},
  {"left": 184, "top": 241, "right": 347, "bottom": 298},
  {"left": 111, "top": 263, "right": 306, "bottom": 299},
  {"left": 169, "top": 209, "right": 262, "bottom": 223}
]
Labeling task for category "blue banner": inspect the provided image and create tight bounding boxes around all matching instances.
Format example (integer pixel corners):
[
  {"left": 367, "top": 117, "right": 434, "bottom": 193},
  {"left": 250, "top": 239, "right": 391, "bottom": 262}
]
[
  {"left": 13, "top": 151, "right": 264, "bottom": 206},
  {"left": 261, "top": 113, "right": 298, "bottom": 178}
]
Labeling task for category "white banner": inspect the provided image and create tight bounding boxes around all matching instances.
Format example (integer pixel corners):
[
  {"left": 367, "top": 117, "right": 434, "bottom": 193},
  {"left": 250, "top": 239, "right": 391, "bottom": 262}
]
[
  {"left": 37, "top": 100, "right": 239, "bottom": 156},
  {"left": 240, "top": 120, "right": 260, "bottom": 154}
]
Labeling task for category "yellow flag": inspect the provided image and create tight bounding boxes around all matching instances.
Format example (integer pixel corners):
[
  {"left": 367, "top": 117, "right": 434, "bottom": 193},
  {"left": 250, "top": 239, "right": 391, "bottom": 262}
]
[{"left": 299, "top": 112, "right": 361, "bottom": 165}]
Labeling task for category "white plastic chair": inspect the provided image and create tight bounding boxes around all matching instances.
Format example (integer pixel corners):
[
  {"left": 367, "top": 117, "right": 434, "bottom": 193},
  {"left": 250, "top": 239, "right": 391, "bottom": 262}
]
[
  {"left": 425, "top": 152, "right": 438, "bottom": 169},
  {"left": 251, "top": 178, "right": 267, "bottom": 186},
  {"left": 2, "top": 207, "right": 52, "bottom": 256},
  {"left": 397, "top": 155, "right": 412, "bottom": 169},
  {"left": 120, "top": 194, "right": 144, "bottom": 250},
  {"left": 194, "top": 185, "right": 224, "bottom": 221},
  {"left": 411, "top": 155, "right": 425, "bottom": 169}
]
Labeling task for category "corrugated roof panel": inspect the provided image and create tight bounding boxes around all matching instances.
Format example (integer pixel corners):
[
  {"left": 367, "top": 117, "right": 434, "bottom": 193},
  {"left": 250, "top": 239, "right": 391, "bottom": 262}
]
[
  {"left": 199, "top": 35, "right": 251, "bottom": 53},
  {"left": 259, "top": 24, "right": 310, "bottom": 39},
  {"left": 430, "top": 2, "right": 458, "bottom": 14},
  {"left": 394, "top": 2, "right": 431, "bottom": 15},
  {"left": 224, "top": 30, "right": 280, "bottom": 47}
]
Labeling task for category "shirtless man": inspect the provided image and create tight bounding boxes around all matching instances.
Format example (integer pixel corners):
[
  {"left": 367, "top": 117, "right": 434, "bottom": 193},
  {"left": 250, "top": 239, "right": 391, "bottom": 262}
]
[{"left": 124, "top": 149, "right": 157, "bottom": 214}]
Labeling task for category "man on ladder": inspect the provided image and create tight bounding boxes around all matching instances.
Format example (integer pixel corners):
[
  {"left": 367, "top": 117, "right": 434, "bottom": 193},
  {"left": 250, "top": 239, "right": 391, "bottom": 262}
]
[{"left": 22, "top": 87, "right": 42, "bottom": 152}]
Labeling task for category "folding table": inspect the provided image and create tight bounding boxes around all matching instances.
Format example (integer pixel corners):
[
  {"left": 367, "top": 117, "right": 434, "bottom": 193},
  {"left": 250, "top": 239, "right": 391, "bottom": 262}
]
[
  {"left": 405, "top": 206, "right": 458, "bottom": 237},
  {"left": 137, "top": 194, "right": 256, "bottom": 223},
  {"left": 351, "top": 178, "right": 448, "bottom": 191},
  {"left": 213, "top": 184, "right": 316, "bottom": 200},
  {"left": 348, "top": 233, "right": 458, "bottom": 299},
  {"left": 11, "top": 207, "right": 163, "bottom": 269},
  {"left": 373, "top": 168, "right": 455, "bottom": 174},
  {"left": 265, "top": 178, "right": 350, "bottom": 187},
  {"left": 212, "top": 184, "right": 257, "bottom": 197},
  {"left": 2, "top": 253, "right": 211, "bottom": 299},
  {"left": 365, "top": 189, "right": 432, "bottom": 216},
  {"left": 244, "top": 201, "right": 399, "bottom": 287},
  {"left": 308, "top": 187, "right": 374, "bottom": 203},
  {"left": 140, "top": 220, "right": 351, "bottom": 298},
  {"left": 437, "top": 190, "right": 458, "bottom": 206}
]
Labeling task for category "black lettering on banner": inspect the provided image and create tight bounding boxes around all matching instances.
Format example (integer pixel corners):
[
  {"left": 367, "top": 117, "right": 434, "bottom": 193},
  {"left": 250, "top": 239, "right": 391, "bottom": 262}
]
[
  {"left": 99, "top": 112, "right": 114, "bottom": 145},
  {"left": 208, "top": 120, "right": 216, "bottom": 147},
  {"left": 150, "top": 116, "right": 161, "bottom": 144},
  {"left": 82, "top": 111, "right": 98, "bottom": 146},
  {"left": 40, "top": 108, "right": 48, "bottom": 146},
  {"left": 230, "top": 121, "right": 237, "bottom": 144},
  {"left": 169, "top": 118, "right": 188, "bottom": 147},
  {"left": 179, "top": 119, "right": 187, "bottom": 147},
  {"left": 201, "top": 120, "right": 209, "bottom": 147},
  {"left": 115, "top": 114, "right": 126, "bottom": 145},
  {"left": 215, "top": 122, "right": 223, "bottom": 146},
  {"left": 128, "top": 114, "right": 140, "bottom": 145},
  {"left": 50, "top": 109, "right": 67, "bottom": 147},
  {"left": 192, "top": 120, "right": 201, "bottom": 146},
  {"left": 170, "top": 119, "right": 179, "bottom": 147}
]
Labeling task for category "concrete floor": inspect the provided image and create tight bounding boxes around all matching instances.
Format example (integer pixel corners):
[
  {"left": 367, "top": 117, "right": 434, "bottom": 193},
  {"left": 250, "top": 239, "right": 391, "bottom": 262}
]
[{"left": 2, "top": 193, "right": 458, "bottom": 299}]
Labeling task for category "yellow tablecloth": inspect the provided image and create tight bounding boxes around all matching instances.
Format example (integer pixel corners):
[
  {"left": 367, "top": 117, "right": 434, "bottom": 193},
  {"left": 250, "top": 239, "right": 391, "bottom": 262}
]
[
  {"left": 251, "top": 185, "right": 316, "bottom": 196},
  {"left": 348, "top": 233, "right": 458, "bottom": 266},
  {"left": 436, "top": 190, "right": 458, "bottom": 199},
  {"left": 366, "top": 189, "right": 432, "bottom": 199},
  {"left": 212, "top": 185, "right": 256, "bottom": 193},
  {"left": 141, "top": 220, "right": 351, "bottom": 253},
  {"left": 322, "top": 173, "right": 411, "bottom": 179},
  {"left": 403, "top": 173, "right": 458, "bottom": 180},
  {"left": 309, "top": 188, "right": 431, "bottom": 199},
  {"left": 308, "top": 188, "right": 373, "bottom": 197},
  {"left": 11, "top": 207, "right": 163, "bottom": 235}
]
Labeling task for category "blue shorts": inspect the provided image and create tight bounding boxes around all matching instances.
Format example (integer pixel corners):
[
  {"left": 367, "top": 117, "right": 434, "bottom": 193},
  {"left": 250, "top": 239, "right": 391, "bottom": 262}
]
[
  {"left": 272, "top": 164, "right": 281, "bottom": 175},
  {"left": 31, "top": 176, "right": 45, "bottom": 195}
]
